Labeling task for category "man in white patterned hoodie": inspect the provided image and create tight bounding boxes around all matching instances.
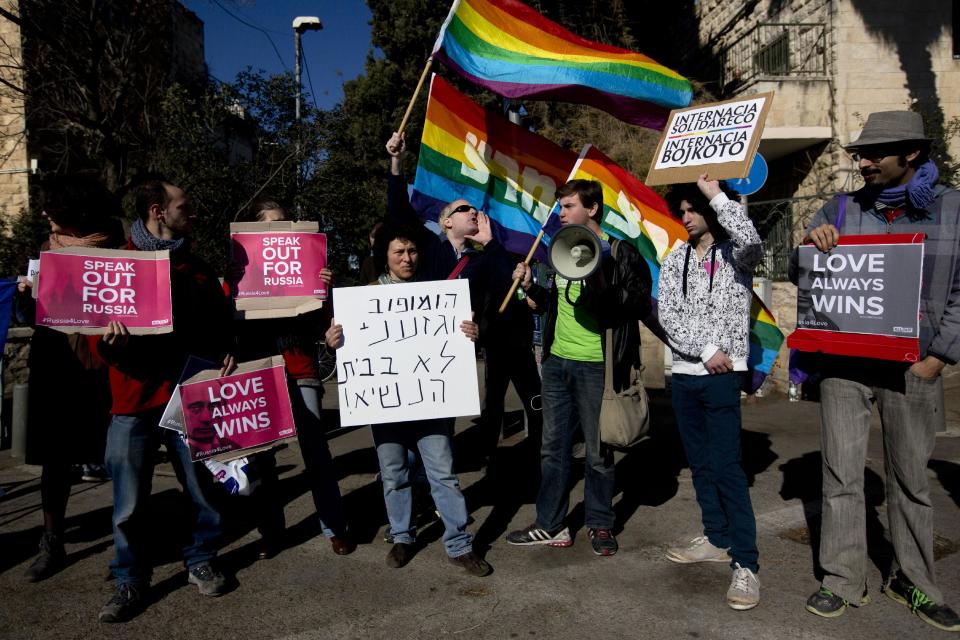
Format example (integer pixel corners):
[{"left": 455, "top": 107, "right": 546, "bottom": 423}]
[{"left": 658, "top": 174, "right": 763, "bottom": 611}]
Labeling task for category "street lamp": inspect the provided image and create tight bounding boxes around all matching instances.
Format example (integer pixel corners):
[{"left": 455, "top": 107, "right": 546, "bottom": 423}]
[{"left": 293, "top": 16, "right": 322, "bottom": 216}]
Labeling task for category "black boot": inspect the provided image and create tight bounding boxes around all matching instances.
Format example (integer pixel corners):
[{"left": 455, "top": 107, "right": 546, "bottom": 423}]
[{"left": 24, "top": 532, "right": 66, "bottom": 582}]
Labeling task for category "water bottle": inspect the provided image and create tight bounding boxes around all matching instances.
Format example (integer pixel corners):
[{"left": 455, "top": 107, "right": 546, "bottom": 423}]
[{"left": 788, "top": 382, "right": 800, "bottom": 402}]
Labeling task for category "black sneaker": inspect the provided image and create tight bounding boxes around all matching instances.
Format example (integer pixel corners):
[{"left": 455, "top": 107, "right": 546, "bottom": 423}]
[
  {"left": 98, "top": 583, "right": 144, "bottom": 623},
  {"left": 386, "top": 542, "right": 414, "bottom": 568},
  {"left": 188, "top": 563, "right": 227, "bottom": 597},
  {"left": 805, "top": 586, "right": 870, "bottom": 618},
  {"left": 449, "top": 551, "right": 492, "bottom": 577},
  {"left": 588, "top": 528, "right": 618, "bottom": 556},
  {"left": 24, "top": 532, "right": 66, "bottom": 583},
  {"left": 884, "top": 574, "right": 960, "bottom": 632},
  {"left": 505, "top": 523, "right": 573, "bottom": 547}
]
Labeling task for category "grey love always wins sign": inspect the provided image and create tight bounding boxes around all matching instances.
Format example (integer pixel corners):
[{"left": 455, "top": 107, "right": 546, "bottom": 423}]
[{"left": 796, "top": 240, "right": 924, "bottom": 338}]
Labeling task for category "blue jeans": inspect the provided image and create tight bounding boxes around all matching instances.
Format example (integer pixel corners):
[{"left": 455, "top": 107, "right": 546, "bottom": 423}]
[
  {"left": 371, "top": 419, "right": 472, "bottom": 558},
  {"left": 105, "top": 410, "right": 221, "bottom": 587},
  {"left": 536, "top": 356, "right": 614, "bottom": 531},
  {"left": 293, "top": 384, "right": 347, "bottom": 538},
  {"left": 671, "top": 373, "right": 758, "bottom": 573}
]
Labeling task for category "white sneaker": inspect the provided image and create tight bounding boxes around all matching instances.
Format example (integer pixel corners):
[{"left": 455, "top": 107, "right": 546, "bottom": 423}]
[
  {"left": 727, "top": 563, "right": 760, "bottom": 610},
  {"left": 665, "top": 535, "right": 730, "bottom": 564}
]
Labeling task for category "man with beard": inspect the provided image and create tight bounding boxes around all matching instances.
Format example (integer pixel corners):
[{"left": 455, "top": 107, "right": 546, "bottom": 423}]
[{"left": 791, "top": 112, "right": 960, "bottom": 631}]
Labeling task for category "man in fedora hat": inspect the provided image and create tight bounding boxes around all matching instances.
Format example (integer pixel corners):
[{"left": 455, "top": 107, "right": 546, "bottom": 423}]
[{"left": 790, "top": 111, "right": 960, "bottom": 631}]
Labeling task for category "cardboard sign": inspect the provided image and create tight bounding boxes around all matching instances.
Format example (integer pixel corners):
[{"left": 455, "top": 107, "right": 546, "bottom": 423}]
[
  {"left": 26, "top": 258, "right": 40, "bottom": 285},
  {"left": 788, "top": 234, "right": 924, "bottom": 362},
  {"left": 332, "top": 279, "right": 480, "bottom": 427},
  {"left": 35, "top": 247, "right": 173, "bottom": 335},
  {"left": 179, "top": 356, "right": 296, "bottom": 462},
  {"left": 158, "top": 356, "right": 220, "bottom": 433},
  {"left": 230, "top": 221, "right": 327, "bottom": 319},
  {"left": 645, "top": 93, "right": 773, "bottom": 186}
]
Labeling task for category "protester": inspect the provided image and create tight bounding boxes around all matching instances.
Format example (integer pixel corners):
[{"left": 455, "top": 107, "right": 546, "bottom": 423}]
[
  {"left": 506, "top": 179, "right": 652, "bottom": 556},
  {"left": 385, "top": 132, "right": 536, "bottom": 465},
  {"left": 18, "top": 174, "right": 125, "bottom": 583},
  {"left": 230, "top": 198, "right": 354, "bottom": 559},
  {"left": 94, "top": 176, "right": 236, "bottom": 623},
  {"left": 325, "top": 221, "right": 492, "bottom": 577},
  {"left": 660, "top": 175, "right": 762, "bottom": 610},
  {"left": 477, "top": 256, "right": 543, "bottom": 464},
  {"left": 359, "top": 221, "right": 383, "bottom": 284},
  {"left": 790, "top": 111, "right": 960, "bottom": 631}
]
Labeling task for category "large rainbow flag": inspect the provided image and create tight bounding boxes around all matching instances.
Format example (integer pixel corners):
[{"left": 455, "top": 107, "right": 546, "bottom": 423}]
[
  {"left": 566, "top": 144, "right": 784, "bottom": 392},
  {"left": 431, "top": 0, "right": 692, "bottom": 129},
  {"left": 410, "top": 74, "right": 577, "bottom": 256}
]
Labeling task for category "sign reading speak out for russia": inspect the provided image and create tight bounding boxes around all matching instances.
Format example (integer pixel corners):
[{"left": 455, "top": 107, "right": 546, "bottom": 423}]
[{"left": 645, "top": 93, "right": 773, "bottom": 186}]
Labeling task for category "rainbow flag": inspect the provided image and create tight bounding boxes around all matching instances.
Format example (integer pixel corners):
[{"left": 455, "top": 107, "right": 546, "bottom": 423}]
[
  {"left": 431, "top": 0, "right": 692, "bottom": 129},
  {"left": 566, "top": 144, "right": 784, "bottom": 392},
  {"left": 746, "top": 294, "right": 785, "bottom": 393},
  {"left": 411, "top": 74, "right": 578, "bottom": 257},
  {"left": 566, "top": 144, "right": 686, "bottom": 298}
]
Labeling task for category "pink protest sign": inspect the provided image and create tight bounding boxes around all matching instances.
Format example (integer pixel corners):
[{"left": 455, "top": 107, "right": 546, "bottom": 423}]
[
  {"left": 230, "top": 221, "right": 327, "bottom": 319},
  {"left": 179, "top": 357, "right": 296, "bottom": 462},
  {"left": 35, "top": 247, "right": 173, "bottom": 335}
]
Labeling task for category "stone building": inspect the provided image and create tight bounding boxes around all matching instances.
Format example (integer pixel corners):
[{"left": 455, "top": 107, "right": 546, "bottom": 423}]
[
  {"left": 0, "top": 0, "right": 206, "bottom": 219},
  {"left": 673, "top": 0, "right": 959, "bottom": 390},
  {"left": 685, "top": 0, "right": 958, "bottom": 278}
]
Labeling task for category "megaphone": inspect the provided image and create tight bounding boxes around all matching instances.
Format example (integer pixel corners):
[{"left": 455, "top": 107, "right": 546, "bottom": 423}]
[{"left": 549, "top": 224, "right": 602, "bottom": 280}]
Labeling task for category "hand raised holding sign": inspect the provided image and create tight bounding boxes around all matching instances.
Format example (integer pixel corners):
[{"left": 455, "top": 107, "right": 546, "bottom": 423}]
[
  {"left": 325, "top": 318, "right": 344, "bottom": 350},
  {"left": 805, "top": 224, "right": 841, "bottom": 253},
  {"left": 102, "top": 321, "right": 131, "bottom": 348},
  {"left": 696, "top": 173, "right": 723, "bottom": 200}
]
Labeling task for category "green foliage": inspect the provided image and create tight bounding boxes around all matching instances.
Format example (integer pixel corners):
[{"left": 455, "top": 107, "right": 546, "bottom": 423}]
[{"left": 0, "top": 208, "right": 48, "bottom": 281}]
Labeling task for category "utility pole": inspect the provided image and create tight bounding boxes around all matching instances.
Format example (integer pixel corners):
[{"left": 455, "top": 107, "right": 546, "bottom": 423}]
[{"left": 293, "top": 16, "right": 322, "bottom": 217}]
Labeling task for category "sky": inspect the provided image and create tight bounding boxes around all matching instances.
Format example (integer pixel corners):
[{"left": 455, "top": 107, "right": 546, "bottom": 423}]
[{"left": 181, "top": 0, "right": 374, "bottom": 110}]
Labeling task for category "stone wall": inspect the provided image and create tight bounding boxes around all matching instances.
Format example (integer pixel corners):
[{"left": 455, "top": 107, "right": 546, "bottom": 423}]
[{"left": 0, "top": 0, "right": 29, "bottom": 219}]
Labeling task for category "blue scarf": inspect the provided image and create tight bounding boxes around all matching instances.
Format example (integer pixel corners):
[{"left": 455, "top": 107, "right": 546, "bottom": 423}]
[
  {"left": 873, "top": 159, "right": 939, "bottom": 210},
  {"left": 130, "top": 218, "right": 186, "bottom": 253}
]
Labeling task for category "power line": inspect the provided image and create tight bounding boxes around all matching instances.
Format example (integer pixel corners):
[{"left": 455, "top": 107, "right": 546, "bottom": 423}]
[
  {"left": 209, "top": 0, "right": 288, "bottom": 70},
  {"left": 301, "top": 49, "right": 320, "bottom": 112}
]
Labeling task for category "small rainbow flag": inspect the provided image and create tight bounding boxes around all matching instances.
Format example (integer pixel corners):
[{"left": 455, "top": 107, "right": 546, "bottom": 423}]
[
  {"left": 431, "top": 0, "right": 692, "bottom": 129},
  {"left": 410, "top": 74, "right": 578, "bottom": 256},
  {"left": 566, "top": 145, "right": 783, "bottom": 392},
  {"left": 746, "top": 294, "right": 785, "bottom": 394}
]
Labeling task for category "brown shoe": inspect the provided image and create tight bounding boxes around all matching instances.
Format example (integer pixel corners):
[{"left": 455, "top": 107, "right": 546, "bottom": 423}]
[
  {"left": 386, "top": 542, "right": 414, "bottom": 568},
  {"left": 448, "top": 551, "right": 492, "bottom": 577},
  {"left": 330, "top": 535, "right": 356, "bottom": 556}
]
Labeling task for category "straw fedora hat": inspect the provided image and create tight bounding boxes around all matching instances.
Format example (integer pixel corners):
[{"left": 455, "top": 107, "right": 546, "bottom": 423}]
[{"left": 844, "top": 111, "right": 930, "bottom": 149}]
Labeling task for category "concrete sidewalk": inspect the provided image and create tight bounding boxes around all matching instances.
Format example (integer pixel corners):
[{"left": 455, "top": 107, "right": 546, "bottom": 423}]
[{"left": 0, "top": 367, "right": 958, "bottom": 640}]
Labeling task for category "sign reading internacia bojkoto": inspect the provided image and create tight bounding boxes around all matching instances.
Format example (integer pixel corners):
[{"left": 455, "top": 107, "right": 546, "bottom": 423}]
[{"left": 645, "top": 93, "right": 773, "bottom": 186}]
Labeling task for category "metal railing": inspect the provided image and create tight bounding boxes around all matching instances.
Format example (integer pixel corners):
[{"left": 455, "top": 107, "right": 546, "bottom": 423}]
[{"left": 720, "top": 23, "right": 827, "bottom": 93}]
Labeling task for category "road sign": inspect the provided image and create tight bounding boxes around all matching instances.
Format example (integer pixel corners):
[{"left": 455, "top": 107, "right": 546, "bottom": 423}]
[{"left": 730, "top": 152, "right": 768, "bottom": 196}]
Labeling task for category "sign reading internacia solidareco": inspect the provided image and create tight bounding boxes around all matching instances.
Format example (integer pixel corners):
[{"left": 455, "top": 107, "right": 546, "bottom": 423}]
[{"left": 645, "top": 93, "right": 773, "bottom": 186}]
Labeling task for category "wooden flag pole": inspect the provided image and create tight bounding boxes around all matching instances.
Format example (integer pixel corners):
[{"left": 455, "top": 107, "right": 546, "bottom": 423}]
[
  {"left": 498, "top": 228, "right": 545, "bottom": 314},
  {"left": 397, "top": 57, "right": 434, "bottom": 135}
]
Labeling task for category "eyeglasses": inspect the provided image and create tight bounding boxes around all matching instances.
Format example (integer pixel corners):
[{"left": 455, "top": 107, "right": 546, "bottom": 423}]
[
  {"left": 451, "top": 204, "right": 477, "bottom": 214},
  {"left": 850, "top": 147, "right": 899, "bottom": 163}
]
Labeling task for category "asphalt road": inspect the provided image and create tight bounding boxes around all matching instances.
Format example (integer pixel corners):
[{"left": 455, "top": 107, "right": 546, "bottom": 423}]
[{"left": 0, "top": 365, "right": 958, "bottom": 640}]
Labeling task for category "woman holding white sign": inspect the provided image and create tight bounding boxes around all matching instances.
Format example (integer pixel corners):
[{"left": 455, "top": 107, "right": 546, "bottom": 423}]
[{"left": 325, "top": 221, "right": 491, "bottom": 577}]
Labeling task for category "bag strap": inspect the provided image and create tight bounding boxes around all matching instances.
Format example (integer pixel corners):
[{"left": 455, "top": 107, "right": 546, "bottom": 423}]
[
  {"left": 834, "top": 195, "right": 847, "bottom": 229},
  {"left": 603, "top": 238, "right": 619, "bottom": 392},
  {"left": 446, "top": 254, "right": 471, "bottom": 280}
]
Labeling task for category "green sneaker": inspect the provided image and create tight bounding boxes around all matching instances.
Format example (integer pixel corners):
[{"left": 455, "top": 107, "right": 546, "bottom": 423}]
[
  {"left": 884, "top": 575, "right": 960, "bottom": 632},
  {"left": 805, "top": 587, "right": 870, "bottom": 618}
]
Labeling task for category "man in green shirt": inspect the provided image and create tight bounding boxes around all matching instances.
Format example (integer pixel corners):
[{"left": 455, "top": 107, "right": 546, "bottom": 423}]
[{"left": 506, "top": 179, "right": 652, "bottom": 556}]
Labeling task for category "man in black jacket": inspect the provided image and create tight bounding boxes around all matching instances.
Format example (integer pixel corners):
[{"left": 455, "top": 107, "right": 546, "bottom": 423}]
[{"left": 506, "top": 179, "right": 651, "bottom": 556}]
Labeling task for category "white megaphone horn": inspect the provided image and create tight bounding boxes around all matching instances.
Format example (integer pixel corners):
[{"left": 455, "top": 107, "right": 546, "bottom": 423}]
[{"left": 548, "top": 224, "right": 602, "bottom": 281}]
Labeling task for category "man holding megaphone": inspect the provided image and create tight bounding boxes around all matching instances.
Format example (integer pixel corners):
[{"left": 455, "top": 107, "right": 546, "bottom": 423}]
[{"left": 506, "top": 179, "right": 652, "bottom": 557}]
